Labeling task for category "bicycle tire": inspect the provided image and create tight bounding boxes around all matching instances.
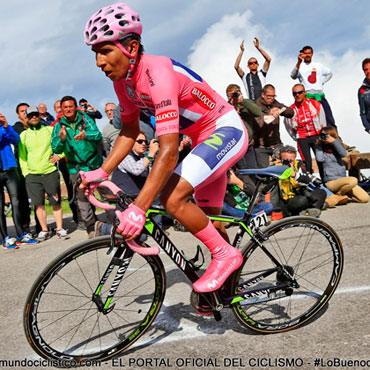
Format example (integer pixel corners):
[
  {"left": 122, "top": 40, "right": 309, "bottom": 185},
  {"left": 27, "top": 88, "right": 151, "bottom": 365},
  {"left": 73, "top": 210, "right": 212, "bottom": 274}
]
[
  {"left": 24, "top": 236, "right": 166, "bottom": 362},
  {"left": 231, "top": 216, "right": 343, "bottom": 333}
]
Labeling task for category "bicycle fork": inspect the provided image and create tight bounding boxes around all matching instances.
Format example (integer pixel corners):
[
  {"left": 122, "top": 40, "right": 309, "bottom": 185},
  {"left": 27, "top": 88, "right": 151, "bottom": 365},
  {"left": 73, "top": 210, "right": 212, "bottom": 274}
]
[{"left": 92, "top": 243, "right": 135, "bottom": 315}]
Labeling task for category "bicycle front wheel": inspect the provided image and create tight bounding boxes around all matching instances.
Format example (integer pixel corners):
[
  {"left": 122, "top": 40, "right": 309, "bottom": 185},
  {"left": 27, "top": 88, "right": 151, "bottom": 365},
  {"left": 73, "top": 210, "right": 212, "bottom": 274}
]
[
  {"left": 231, "top": 216, "right": 343, "bottom": 333},
  {"left": 24, "top": 236, "right": 166, "bottom": 362}
]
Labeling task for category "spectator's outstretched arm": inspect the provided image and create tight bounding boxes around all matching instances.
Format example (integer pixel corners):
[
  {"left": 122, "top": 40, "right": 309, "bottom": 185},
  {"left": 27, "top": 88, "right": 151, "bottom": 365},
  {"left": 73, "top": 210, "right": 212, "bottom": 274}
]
[
  {"left": 234, "top": 40, "right": 245, "bottom": 78},
  {"left": 254, "top": 37, "right": 271, "bottom": 72}
]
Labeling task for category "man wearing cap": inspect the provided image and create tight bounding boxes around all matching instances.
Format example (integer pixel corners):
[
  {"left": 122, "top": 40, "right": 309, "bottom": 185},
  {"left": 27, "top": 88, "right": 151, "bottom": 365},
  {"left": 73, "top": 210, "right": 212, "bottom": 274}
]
[{"left": 18, "top": 106, "right": 67, "bottom": 241}]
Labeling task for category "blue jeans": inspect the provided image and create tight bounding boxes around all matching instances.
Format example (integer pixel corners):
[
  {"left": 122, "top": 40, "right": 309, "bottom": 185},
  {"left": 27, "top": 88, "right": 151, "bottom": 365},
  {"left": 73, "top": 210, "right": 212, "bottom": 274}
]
[{"left": 222, "top": 201, "right": 273, "bottom": 218}]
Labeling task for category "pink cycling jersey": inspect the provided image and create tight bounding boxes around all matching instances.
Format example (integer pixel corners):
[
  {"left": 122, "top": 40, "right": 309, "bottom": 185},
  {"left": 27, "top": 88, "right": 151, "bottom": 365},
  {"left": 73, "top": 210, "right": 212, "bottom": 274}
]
[{"left": 114, "top": 54, "right": 234, "bottom": 146}]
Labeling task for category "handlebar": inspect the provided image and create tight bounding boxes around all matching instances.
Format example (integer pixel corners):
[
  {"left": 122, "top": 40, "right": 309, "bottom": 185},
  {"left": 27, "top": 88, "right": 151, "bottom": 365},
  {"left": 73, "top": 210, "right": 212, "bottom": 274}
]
[{"left": 82, "top": 176, "right": 160, "bottom": 256}]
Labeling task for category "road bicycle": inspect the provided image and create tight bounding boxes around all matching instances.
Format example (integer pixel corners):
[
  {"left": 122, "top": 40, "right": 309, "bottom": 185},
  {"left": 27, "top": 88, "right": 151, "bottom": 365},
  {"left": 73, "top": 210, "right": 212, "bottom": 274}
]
[{"left": 24, "top": 166, "right": 344, "bottom": 363}]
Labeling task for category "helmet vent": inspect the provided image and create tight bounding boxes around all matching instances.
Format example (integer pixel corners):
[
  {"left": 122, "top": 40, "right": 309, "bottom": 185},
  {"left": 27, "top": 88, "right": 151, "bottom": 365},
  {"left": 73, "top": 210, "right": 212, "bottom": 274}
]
[
  {"left": 90, "top": 35, "right": 98, "bottom": 42},
  {"left": 115, "top": 13, "right": 124, "bottom": 19},
  {"left": 105, "top": 9, "right": 114, "bottom": 15},
  {"left": 93, "top": 17, "right": 101, "bottom": 25},
  {"left": 104, "top": 31, "right": 114, "bottom": 38},
  {"left": 91, "top": 26, "right": 97, "bottom": 34},
  {"left": 119, "top": 20, "right": 129, "bottom": 27},
  {"left": 99, "top": 18, "right": 107, "bottom": 26}
]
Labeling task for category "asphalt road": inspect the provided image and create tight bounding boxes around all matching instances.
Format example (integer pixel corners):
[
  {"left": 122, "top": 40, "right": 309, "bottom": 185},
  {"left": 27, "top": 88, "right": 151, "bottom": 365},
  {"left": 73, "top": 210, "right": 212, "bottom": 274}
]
[{"left": 1, "top": 201, "right": 370, "bottom": 370}]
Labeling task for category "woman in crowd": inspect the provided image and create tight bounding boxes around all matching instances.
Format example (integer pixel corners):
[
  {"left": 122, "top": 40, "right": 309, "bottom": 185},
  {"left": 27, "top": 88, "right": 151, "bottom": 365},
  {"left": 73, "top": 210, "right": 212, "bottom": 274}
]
[{"left": 316, "top": 127, "right": 369, "bottom": 203}]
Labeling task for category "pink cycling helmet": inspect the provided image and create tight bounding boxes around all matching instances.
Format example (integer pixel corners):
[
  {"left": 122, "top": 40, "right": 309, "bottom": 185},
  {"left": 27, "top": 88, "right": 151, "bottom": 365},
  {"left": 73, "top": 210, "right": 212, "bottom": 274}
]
[{"left": 84, "top": 3, "right": 142, "bottom": 46}]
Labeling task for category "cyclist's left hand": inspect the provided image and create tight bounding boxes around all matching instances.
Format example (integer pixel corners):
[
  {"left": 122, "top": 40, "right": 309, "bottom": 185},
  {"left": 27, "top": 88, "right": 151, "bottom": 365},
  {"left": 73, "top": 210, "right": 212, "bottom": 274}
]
[
  {"left": 116, "top": 204, "right": 146, "bottom": 240},
  {"left": 79, "top": 167, "right": 109, "bottom": 192}
]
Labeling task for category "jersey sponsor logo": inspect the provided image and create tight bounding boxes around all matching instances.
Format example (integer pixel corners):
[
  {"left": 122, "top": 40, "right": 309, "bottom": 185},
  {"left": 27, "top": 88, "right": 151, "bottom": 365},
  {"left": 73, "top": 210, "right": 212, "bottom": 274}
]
[
  {"left": 155, "top": 110, "right": 178, "bottom": 123},
  {"left": 155, "top": 99, "right": 172, "bottom": 109},
  {"left": 145, "top": 68, "right": 155, "bottom": 87},
  {"left": 191, "top": 126, "right": 243, "bottom": 169},
  {"left": 191, "top": 87, "right": 216, "bottom": 110},
  {"left": 204, "top": 133, "right": 226, "bottom": 150}
]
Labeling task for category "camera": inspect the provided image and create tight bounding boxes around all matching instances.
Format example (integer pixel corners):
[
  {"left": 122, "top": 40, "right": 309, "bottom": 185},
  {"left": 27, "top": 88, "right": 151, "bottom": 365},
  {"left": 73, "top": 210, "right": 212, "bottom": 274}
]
[
  {"left": 83, "top": 103, "right": 88, "bottom": 109},
  {"left": 232, "top": 91, "right": 240, "bottom": 99},
  {"left": 319, "top": 132, "right": 328, "bottom": 142},
  {"left": 282, "top": 158, "right": 293, "bottom": 166}
]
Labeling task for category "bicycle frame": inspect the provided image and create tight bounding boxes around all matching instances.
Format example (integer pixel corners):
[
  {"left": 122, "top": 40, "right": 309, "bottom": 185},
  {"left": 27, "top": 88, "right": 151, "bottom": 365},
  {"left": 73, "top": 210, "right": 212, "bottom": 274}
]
[{"left": 91, "top": 198, "right": 295, "bottom": 315}]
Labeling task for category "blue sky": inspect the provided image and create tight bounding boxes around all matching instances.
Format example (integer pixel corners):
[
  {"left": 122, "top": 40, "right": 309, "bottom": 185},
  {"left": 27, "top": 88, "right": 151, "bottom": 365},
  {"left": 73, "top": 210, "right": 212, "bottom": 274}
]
[{"left": 1, "top": 0, "right": 370, "bottom": 152}]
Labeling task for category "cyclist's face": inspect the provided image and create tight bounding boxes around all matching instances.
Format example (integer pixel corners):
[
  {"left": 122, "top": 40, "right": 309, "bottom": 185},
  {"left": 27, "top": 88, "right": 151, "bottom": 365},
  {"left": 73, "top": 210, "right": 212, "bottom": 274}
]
[{"left": 93, "top": 42, "right": 129, "bottom": 81}]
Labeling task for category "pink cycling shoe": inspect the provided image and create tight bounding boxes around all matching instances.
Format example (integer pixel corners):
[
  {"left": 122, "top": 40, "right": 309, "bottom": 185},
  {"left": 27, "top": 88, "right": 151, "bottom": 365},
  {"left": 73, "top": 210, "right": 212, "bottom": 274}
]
[{"left": 193, "top": 245, "right": 243, "bottom": 293}]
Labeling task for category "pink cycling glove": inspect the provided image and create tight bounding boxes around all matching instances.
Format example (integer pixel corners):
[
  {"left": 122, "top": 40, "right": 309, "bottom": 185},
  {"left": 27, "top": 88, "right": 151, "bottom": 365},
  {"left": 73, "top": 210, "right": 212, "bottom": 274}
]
[
  {"left": 80, "top": 167, "right": 109, "bottom": 183},
  {"left": 116, "top": 204, "right": 146, "bottom": 237}
]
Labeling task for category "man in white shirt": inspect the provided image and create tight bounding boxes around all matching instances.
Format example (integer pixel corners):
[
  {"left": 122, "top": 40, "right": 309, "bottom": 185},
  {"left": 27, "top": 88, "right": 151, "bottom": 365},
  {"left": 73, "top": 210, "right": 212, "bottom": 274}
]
[{"left": 291, "top": 46, "right": 336, "bottom": 128}]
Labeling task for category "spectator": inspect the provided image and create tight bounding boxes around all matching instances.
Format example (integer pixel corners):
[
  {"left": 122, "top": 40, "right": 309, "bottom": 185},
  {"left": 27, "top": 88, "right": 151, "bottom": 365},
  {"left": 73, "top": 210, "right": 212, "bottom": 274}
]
[
  {"left": 12, "top": 102, "right": 37, "bottom": 234},
  {"left": 112, "top": 105, "right": 156, "bottom": 142},
  {"left": 234, "top": 38, "right": 271, "bottom": 101},
  {"left": 51, "top": 99, "right": 82, "bottom": 228},
  {"left": 358, "top": 57, "right": 370, "bottom": 133},
  {"left": 0, "top": 111, "right": 38, "bottom": 249},
  {"left": 18, "top": 107, "right": 67, "bottom": 240},
  {"left": 223, "top": 168, "right": 273, "bottom": 218},
  {"left": 54, "top": 100, "right": 62, "bottom": 115},
  {"left": 291, "top": 46, "right": 336, "bottom": 128},
  {"left": 316, "top": 127, "right": 369, "bottom": 203},
  {"left": 38, "top": 103, "right": 55, "bottom": 126},
  {"left": 51, "top": 95, "right": 103, "bottom": 238},
  {"left": 78, "top": 98, "right": 103, "bottom": 122},
  {"left": 254, "top": 84, "right": 294, "bottom": 168},
  {"left": 284, "top": 83, "right": 326, "bottom": 173},
  {"left": 95, "top": 131, "right": 159, "bottom": 236},
  {"left": 102, "top": 102, "right": 120, "bottom": 156},
  {"left": 273, "top": 145, "right": 327, "bottom": 217},
  {"left": 226, "top": 83, "right": 261, "bottom": 170}
]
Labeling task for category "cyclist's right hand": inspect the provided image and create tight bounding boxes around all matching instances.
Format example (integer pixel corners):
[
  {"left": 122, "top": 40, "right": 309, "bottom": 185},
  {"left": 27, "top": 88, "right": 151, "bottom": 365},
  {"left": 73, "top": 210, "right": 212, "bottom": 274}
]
[{"left": 79, "top": 167, "right": 109, "bottom": 190}]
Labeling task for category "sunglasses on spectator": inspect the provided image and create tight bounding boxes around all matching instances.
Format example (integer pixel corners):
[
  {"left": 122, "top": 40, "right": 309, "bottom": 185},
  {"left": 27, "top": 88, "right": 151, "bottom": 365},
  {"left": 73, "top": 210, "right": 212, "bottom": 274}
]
[
  {"left": 136, "top": 139, "right": 148, "bottom": 145},
  {"left": 264, "top": 94, "right": 276, "bottom": 98},
  {"left": 27, "top": 113, "right": 40, "bottom": 118},
  {"left": 248, "top": 61, "right": 258, "bottom": 65},
  {"left": 293, "top": 90, "right": 305, "bottom": 96}
]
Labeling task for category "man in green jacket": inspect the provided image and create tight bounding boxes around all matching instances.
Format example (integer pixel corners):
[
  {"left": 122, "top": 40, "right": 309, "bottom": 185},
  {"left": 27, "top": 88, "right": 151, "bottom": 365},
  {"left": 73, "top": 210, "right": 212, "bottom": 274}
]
[
  {"left": 51, "top": 96, "right": 103, "bottom": 238},
  {"left": 19, "top": 107, "right": 67, "bottom": 241}
]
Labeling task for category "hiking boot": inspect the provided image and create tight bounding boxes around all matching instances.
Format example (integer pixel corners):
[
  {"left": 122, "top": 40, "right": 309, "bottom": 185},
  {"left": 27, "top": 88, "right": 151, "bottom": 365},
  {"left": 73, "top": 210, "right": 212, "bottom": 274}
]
[
  {"left": 56, "top": 229, "right": 68, "bottom": 238},
  {"left": 38, "top": 231, "right": 51, "bottom": 241},
  {"left": 2, "top": 237, "right": 19, "bottom": 250},
  {"left": 299, "top": 208, "right": 321, "bottom": 218},
  {"left": 17, "top": 232, "right": 39, "bottom": 245}
]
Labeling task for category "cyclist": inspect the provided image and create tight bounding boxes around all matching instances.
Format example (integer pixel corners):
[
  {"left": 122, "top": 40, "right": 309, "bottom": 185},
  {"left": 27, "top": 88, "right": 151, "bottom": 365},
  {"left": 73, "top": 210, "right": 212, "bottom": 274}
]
[{"left": 82, "top": 3, "right": 248, "bottom": 294}]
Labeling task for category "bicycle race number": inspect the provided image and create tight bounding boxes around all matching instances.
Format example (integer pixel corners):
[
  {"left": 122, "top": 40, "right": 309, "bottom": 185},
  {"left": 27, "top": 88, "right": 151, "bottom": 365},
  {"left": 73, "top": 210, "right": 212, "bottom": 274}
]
[{"left": 248, "top": 211, "right": 268, "bottom": 231}]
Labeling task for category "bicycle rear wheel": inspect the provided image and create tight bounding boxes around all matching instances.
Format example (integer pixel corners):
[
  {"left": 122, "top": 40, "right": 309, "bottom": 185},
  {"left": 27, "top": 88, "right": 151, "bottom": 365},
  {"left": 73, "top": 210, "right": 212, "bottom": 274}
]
[
  {"left": 24, "top": 236, "right": 166, "bottom": 362},
  {"left": 231, "top": 216, "right": 343, "bottom": 333}
]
